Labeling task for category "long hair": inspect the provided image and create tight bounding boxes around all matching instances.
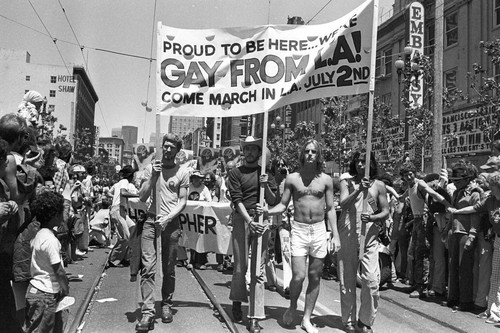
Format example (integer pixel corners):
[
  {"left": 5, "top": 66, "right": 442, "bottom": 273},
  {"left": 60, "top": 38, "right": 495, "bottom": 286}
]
[
  {"left": 299, "top": 139, "right": 324, "bottom": 172},
  {"left": 348, "top": 150, "right": 378, "bottom": 178}
]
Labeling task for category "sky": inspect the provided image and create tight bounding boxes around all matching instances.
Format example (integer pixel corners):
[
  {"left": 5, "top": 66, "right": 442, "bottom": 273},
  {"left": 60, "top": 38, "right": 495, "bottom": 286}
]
[{"left": 0, "top": 0, "right": 394, "bottom": 143}]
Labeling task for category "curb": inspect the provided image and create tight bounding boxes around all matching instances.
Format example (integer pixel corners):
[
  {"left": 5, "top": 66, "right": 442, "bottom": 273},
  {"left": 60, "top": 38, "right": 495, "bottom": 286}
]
[{"left": 64, "top": 250, "right": 111, "bottom": 333}]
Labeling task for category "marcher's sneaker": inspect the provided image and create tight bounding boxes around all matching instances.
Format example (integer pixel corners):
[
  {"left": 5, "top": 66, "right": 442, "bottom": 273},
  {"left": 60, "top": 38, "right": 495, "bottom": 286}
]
[
  {"left": 232, "top": 301, "right": 242, "bottom": 322},
  {"left": 247, "top": 319, "right": 262, "bottom": 333},
  {"left": 161, "top": 305, "right": 173, "bottom": 323},
  {"left": 477, "top": 311, "right": 489, "bottom": 319},
  {"left": 344, "top": 322, "right": 356, "bottom": 332},
  {"left": 75, "top": 249, "right": 87, "bottom": 256},
  {"left": 135, "top": 314, "right": 154, "bottom": 331},
  {"left": 357, "top": 320, "right": 373, "bottom": 333},
  {"left": 409, "top": 289, "right": 427, "bottom": 299},
  {"left": 486, "top": 316, "right": 500, "bottom": 324},
  {"left": 217, "top": 264, "right": 224, "bottom": 272}
]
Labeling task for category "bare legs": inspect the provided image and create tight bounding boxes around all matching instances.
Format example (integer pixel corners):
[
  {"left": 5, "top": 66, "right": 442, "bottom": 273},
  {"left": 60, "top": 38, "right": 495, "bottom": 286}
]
[{"left": 283, "top": 255, "right": 324, "bottom": 333}]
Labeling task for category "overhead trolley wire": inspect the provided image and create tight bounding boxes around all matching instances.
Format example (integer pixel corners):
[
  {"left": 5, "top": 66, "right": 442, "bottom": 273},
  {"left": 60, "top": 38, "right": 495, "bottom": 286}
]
[
  {"left": 27, "top": 0, "right": 73, "bottom": 77},
  {"left": 143, "top": 0, "right": 158, "bottom": 139},
  {"left": 56, "top": 0, "right": 109, "bottom": 134}
]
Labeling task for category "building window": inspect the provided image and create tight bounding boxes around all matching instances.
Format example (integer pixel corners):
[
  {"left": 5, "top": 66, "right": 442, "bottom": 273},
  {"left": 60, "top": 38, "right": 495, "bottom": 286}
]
[
  {"left": 445, "top": 13, "right": 458, "bottom": 47},
  {"left": 26, "top": 75, "right": 30, "bottom": 81},
  {"left": 444, "top": 69, "right": 457, "bottom": 93},
  {"left": 426, "top": 23, "right": 435, "bottom": 56},
  {"left": 216, "top": 134, "right": 220, "bottom": 141},
  {"left": 49, "top": 90, "right": 56, "bottom": 97},
  {"left": 375, "top": 53, "right": 381, "bottom": 77},
  {"left": 217, "top": 123, "right": 221, "bottom": 130},
  {"left": 381, "top": 93, "right": 392, "bottom": 106},
  {"left": 496, "top": 0, "right": 500, "bottom": 26},
  {"left": 50, "top": 76, "right": 56, "bottom": 83},
  {"left": 384, "top": 49, "right": 392, "bottom": 76}
]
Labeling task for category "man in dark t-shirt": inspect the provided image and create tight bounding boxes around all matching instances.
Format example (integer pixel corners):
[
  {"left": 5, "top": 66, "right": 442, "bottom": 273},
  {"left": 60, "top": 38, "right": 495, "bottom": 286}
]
[{"left": 226, "top": 136, "right": 277, "bottom": 333}]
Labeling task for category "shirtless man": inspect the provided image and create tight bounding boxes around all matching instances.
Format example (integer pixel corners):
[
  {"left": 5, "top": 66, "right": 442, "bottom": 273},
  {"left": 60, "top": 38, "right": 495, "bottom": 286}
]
[{"left": 261, "top": 139, "right": 340, "bottom": 333}]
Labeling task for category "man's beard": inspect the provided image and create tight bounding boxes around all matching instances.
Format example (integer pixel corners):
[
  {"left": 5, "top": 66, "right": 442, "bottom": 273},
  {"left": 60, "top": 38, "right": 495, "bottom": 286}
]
[{"left": 245, "top": 155, "right": 259, "bottom": 164}]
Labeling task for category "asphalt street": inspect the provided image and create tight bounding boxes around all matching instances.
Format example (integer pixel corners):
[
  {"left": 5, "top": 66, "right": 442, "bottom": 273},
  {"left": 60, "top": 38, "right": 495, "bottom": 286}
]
[{"left": 66, "top": 248, "right": 500, "bottom": 333}]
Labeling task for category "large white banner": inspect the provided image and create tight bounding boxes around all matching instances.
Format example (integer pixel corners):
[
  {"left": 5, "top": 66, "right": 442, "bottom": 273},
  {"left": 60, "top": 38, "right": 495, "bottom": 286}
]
[
  {"left": 178, "top": 201, "right": 233, "bottom": 254},
  {"left": 127, "top": 198, "right": 234, "bottom": 254},
  {"left": 158, "top": 0, "right": 375, "bottom": 117}
]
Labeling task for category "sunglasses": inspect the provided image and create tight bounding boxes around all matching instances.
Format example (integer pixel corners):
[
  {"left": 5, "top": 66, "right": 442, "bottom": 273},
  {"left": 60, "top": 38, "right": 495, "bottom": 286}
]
[
  {"left": 450, "top": 176, "right": 471, "bottom": 182},
  {"left": 305, "top": 149, "right": 317, "bottom": 154}
]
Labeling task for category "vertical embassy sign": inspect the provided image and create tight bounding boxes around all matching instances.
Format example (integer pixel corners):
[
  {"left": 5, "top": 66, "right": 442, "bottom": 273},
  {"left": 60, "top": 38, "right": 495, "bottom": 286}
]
[{"left": 408, "top": 1, "right": 424, "bottom": 108}]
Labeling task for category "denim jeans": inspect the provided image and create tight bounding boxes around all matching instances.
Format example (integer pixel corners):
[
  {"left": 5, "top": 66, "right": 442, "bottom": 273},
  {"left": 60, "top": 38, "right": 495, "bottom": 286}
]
[
  {"left": 448, "top": 233, "right": 475, "bottom": 304},
  {"left": 410, "top": 215, "right": 432, "bottom": 289},
  {"left": 229, "top": 212, "right": 268, "bottom": 319},
  {"left": 25, "top": 285, "right": 67, "bottom": 333},
  {"left": 140, "top": 218, "right": 181, "bottom": 316}
]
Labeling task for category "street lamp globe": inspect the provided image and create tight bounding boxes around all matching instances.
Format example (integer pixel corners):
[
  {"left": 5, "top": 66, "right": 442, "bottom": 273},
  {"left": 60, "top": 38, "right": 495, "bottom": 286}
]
[
  {"left": 395, "top": 56, "right": 405, "bottom": 71},
  {"left": 270, "top": 123, "right": 276, "bottom": 129},
  {"left": 275, "top": 115, "right": 281, "bottom": 122},
  {"left": 280, "top": 123, "right": 285, "bottom": 130},
  {"left": 404, "top": 43, "right": 413, "bottom": 56}
]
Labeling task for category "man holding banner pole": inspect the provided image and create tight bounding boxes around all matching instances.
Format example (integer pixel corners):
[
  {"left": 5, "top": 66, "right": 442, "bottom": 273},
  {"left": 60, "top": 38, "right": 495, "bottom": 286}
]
[
  {"left": 135, "top": 133, "right": 189, "bottom": 331},
  {"left": 260, "top": 139, "right": 340, "bottom": 333},
  {"left": 227, "top": 136, "right": 278, "bottom": 333}
]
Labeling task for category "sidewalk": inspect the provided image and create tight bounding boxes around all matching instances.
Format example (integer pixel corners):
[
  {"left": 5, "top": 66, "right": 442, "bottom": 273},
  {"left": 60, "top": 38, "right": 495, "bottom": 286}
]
[{"left": 63, "top": 245, "right": 110, "bottom": 333}]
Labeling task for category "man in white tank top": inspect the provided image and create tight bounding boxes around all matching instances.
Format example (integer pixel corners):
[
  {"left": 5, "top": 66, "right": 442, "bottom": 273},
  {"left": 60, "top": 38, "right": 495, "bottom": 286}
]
[{"left": 399, "top": 162, "right": 453, "bottom": 299}]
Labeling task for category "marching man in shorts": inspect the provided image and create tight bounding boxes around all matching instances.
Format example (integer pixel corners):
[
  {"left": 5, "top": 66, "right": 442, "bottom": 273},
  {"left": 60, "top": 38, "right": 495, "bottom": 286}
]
[{"left": 260, "top": 139, "right": 340, "bottom": 333}]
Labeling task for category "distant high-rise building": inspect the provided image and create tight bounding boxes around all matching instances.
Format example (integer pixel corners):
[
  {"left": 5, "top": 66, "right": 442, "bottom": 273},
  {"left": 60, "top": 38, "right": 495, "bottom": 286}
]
[
  {"left": 111, "top": 127, "right": 122, "bottom": 137},
  {"left": 169, "top": 116, "right": 204, "bottom": 139},
  {"left": 121, "top": 126, "right": 138, "bottom": 151}
]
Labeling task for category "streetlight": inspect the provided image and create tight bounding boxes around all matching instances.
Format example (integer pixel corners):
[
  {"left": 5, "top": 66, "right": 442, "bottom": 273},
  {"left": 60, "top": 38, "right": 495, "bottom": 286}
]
[
  {"left": 395, "top": 43, "right": 427, "bottom": 171},
  {"left": 141, "top": 101, "right": 152, "bottom": 112},
  {"left": 270, "top": 112, "right": 286, "bottom": 154}
]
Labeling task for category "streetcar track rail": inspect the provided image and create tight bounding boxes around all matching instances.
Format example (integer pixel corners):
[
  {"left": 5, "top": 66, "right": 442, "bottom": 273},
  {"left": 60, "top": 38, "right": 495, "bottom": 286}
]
[{"left": 190, "top": 267, "right": 240, "bottom": 333}]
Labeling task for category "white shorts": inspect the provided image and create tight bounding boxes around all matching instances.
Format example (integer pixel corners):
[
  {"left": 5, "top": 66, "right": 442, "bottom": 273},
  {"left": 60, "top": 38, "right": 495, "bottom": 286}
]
[{"left": 290, "top": 220, "right": 328, "bottom": 258}]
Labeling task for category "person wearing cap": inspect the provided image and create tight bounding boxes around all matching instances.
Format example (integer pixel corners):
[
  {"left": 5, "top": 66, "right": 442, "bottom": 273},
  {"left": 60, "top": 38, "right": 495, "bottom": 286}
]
[
  {"left": 261, "top": 139, "right": 340, "bottom": 333},
  {"left": 440, "top": 160, "right": 481, "bottom": 312},
  {"left": 190, "top": 170, "right": 213, "bottom": 269},
  {"left": 107, "top": 165, "right": 138, "bottom": 267},
  {"left": 136, "top": 133, "right": 189, "bottom": 331},
  {"left": 226, "top": 136, "right": 278, "bottom": 333},
  {"left": 481, "top": 156, "right": 500, "bottom": 173}
]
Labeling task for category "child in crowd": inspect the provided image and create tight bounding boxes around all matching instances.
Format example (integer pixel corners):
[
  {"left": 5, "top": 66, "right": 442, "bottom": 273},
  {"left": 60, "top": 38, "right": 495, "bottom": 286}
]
[{"left": 25, "top": 191, "right": 70, "bottom": 333}]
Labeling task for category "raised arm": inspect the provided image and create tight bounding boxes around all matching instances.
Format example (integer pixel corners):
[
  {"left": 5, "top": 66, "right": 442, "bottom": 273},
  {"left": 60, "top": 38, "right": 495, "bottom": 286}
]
[
  {"left": 420, "top": 181, "right": 451, "bottom": 209},
  {"left": 139, "top": 162, "right": 160, "bottom": 202}
]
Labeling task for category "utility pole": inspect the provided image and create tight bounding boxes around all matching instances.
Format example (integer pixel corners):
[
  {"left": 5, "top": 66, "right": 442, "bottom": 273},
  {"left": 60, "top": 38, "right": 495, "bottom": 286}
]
[{"left": 432, "top": 0, "right": 444, "bottom": 172}]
